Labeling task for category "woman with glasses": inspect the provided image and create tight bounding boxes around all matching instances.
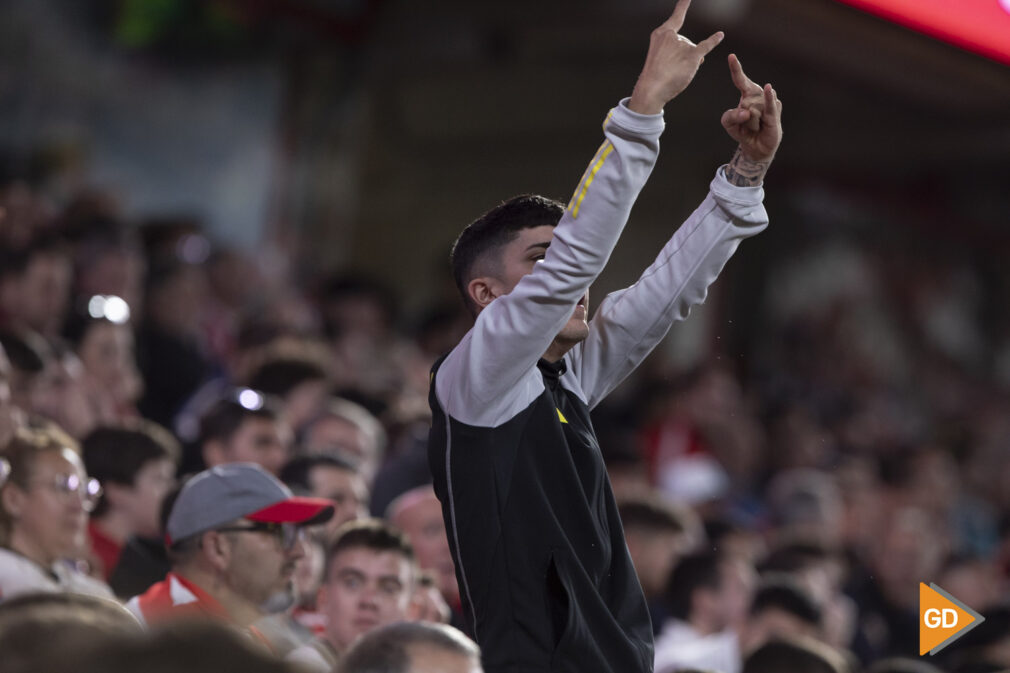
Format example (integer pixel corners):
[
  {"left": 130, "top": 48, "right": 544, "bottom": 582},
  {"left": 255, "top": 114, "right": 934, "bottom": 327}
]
[{"left": 0, "top": 425, "right": 114, "bottom": 601}]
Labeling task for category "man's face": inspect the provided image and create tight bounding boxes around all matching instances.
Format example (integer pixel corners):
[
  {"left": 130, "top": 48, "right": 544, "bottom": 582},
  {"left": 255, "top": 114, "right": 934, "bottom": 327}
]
[
  {"left": 308, "top": 465, "right": 368, "bottom": 535},
  {"left": 222, "top": 519, "right": 305, "bottom": 613},
  {"left": 0, "top": 346, "right": 19, "bottom": 447},
  {"left": 318, "top": 547, "right": 414, "bottom": 653},
  {"left": 485, "top": 225, "right": 590, "bottom": 346},
  {"left": 407, "top": 644, "right": 484, "bottom": 673},
  {"left": 392, "top": 494, "right": 458, "bottom": 606},
  {"left": 216, "top": 417, "right": 292, "bottom": 476},
  {"left": 78, "top": 322, "right": 142, "bottom": 405}
]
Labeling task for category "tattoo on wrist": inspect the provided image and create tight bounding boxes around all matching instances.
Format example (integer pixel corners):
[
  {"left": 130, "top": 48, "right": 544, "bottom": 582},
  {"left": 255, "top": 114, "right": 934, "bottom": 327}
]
[{"left": 725, "top": 147, "right": 770, "bottom": 187}]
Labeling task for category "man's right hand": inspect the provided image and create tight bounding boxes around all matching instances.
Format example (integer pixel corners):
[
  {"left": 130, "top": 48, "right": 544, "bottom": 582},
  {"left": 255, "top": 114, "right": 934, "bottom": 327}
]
[{"left": 629, "top": 0, "right": 724, "bottom": 115}]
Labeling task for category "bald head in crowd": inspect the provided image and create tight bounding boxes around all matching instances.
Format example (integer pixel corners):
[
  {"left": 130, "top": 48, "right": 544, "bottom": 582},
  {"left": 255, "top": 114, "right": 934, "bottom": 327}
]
[
  {"left": 338, "top": 621, "right": 482, "bottom": 673},
  {"left": 387, "top": 486, "right": 458, "bottom": 608}
]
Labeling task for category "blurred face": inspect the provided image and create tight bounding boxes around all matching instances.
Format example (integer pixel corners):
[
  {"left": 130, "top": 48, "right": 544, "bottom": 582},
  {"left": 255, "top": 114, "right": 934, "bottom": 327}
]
[
  {"left": 3, "top": 448, "right": 90, "bottom": 565},
  {"left": 221, "top": 519, "right": 306, "bottom": 617},
  {"left": 408, "top": 581, "right": 452, "bottom": 624},
  {"left": 308, "top": 465, "right": 368, "bottom": 536},
  {"left": 211, "top": 416, "right": 291, "bottom": 476},
  {"left": 392, "top": 495, "right": 458, "bottom": 606},
  {"left": 319, "top": 547, "right": 414, "bottom": 653},
  {"left": 110, "top": 458, "right": 176, "bottom": 538},
  {"left": 18, "top": 252, "right": 72, "bottom": 336},
  {"left": 485, "top": 226, "right": 588, "bottom": 347},
  {"left": 305, "top": 416, "right": 375, "bottom": 475},
  {"left": 77, "top": 322, "right": 142, "bottom": 405},
  {"left": 742, "top": 608, "right": 820, "bottom": 654},
  {"left": 625, "top": 529, "right": 683, "bottom": 597},
  {"left": 29, "top": 354, "right": 97, "bottom": 438}
]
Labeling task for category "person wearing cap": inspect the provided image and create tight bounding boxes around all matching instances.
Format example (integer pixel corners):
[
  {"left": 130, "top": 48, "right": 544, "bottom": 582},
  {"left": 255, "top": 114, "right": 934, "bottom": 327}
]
[{"left": 125, "top": 462, "right": 333, "bottom": 638}]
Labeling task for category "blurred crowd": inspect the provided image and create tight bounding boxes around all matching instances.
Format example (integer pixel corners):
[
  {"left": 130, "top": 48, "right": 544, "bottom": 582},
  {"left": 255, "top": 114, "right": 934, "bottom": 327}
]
[{"left": 0, "top": 168, "right": 1008, "bottom": 673}]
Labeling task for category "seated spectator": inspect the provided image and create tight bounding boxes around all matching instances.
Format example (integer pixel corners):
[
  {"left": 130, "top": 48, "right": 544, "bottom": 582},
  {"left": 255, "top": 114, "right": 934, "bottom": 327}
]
[
  {"left": 0, "top": 426, "right": 113, "bottom": 601},
  {"left": 742, "top": 637, "right": 849, "bottom": 673},
  {"left": 63, "top": 295, "right": 143, "bottom": 421},
  {"left": 619, "top": 492, "right": 703, "bottom": 628},
  {"left": 126, "top": 463, "right": 333, "bottom": 641},
  {"left": 338, "top": 621, "right": 483, "bottom": 673},
  {"left": 387, "top": 485, "right": 460, "bottom": 620},
  {"left": 0, "top": 232, "right": 72, "bottom": 340},
  {"left": 301, "top": 397, "right": 386, "bottom": 484},
  {"left": 197, "top": 391, "right": 292, "bottom": 476},
  {"left": 740, "top": 575, "right": 823, "bottom": 654},
  {"left": 288, "top": 519, "right": 417, "bottom": 671},
  {"left": 81, "top": 421, "right": 180, "bottom": 580},
  {"left": 0, "top": 591, "right": 142, "bottom": 673},
  {"left": 280, "top": 454, "right": 369, "bottom": 541},
  {"left": 249, "top": 357, "right": 330, "bottom": 434},
  {"left": 654, "top": 552, "right": 756, "bottom": 673}
]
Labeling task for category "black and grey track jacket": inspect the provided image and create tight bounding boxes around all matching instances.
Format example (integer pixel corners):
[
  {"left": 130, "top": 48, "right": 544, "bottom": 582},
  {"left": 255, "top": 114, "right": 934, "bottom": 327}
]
[{"left": 428, "top": 98, "right": 769, "bottom": 673}]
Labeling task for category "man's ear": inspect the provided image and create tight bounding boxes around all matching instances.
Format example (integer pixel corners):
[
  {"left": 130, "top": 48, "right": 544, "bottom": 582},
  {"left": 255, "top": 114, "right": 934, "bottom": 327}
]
[
  {"left": 467, "top": 276, "right": 501, "bottom": 311},
  {"left": 202, "top": 530, "right": 231, "bottom": 572}
]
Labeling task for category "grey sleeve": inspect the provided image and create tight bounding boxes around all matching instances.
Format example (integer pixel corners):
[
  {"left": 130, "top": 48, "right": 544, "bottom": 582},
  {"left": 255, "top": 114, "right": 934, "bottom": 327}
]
[
  {"left": 566, "top": 167, "right": 769, "bottom": 409},
  {"left": 436, "top": 99, "right": 665, "bottom": 427}
]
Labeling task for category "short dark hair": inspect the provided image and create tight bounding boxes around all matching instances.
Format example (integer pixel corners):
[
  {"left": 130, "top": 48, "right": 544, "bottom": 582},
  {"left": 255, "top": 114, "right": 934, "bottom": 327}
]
[
  {"left": 197, "top": 393, "right": 280, "bottom": 447},
  {"left": 338, "top": 621, "right": 480, "bottom": 673},
  {"left": 665, "top": 552, "right": 722, "bottom": 621},
  {"left": 247, "top": 358, "right": 328, "bottom": 399},
  {"left": 279, "top": 454, "right": 359, "bottom": 494},
  {"left": 742, "top": 638, "right": 848, "bottom": 673},
  {"left": 450, "top": 194, "right": 564, "bottom": 315},
  {"left": 324, "top": 519, "right": 414, "bottom": 581},
  {"left": 82, "top": 421, "right": 181, "bottom": 518},
  {"left": 749, "top": 575, "right": 822, "bottom": 628},
  {"left": 618, "top": 494, "right": 689, "bottom": 534}
]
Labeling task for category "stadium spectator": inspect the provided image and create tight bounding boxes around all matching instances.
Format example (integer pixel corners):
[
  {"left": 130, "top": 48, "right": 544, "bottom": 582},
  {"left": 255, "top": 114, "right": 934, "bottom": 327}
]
[
  {"left": 81, "top": 421, "right": 180, "bottom": 580},
  {"left": 0, "top": 426, "right": 112, "bottom": 601},
  {"left": 126, "top": 463, "right": 333, "bottom": 642},
  {"left": 198, "top": 391, "right": 292, "bottom": 476},
  {"left": 288, "top": 519, "right": 417, "bottom": 671}
]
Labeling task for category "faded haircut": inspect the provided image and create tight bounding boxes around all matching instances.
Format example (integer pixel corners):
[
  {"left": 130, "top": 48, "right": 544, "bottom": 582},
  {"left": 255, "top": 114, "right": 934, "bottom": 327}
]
[{"left": 450, "top": 194, "right": 564, "bottom": 316}]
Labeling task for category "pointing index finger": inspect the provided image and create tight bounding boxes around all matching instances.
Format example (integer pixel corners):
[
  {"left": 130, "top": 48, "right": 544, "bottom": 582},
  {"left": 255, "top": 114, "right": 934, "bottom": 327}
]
[{"left": 728, "top": 53, "right": 758, "bottom": 94}]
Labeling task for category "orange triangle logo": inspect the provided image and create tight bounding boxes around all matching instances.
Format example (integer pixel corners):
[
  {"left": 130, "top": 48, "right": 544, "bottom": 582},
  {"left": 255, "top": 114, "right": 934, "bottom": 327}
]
[{"left": 919, "top": 583, "right": 985, "bottom": 655}]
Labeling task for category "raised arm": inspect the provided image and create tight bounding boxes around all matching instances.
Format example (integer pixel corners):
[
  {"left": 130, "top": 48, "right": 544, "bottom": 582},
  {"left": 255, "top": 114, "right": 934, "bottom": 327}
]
[
  {"left": 568, "top": 54, "right": 782, "bottom": 408},
  {"left": 436, "top": 0, "right": 724, "bottom": 427}
]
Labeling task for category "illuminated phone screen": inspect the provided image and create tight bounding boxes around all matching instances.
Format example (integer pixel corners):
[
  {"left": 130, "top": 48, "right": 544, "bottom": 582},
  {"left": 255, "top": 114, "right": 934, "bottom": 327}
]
[{"left": 835, "top": 0, "right": 1010, "bottom": 65}]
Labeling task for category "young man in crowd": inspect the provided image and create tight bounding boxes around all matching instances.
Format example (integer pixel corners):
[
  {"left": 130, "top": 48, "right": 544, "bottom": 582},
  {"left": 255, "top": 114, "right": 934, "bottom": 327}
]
[
  {"left": 426, "top": 0, "right": 782, "bottom": 669},
  {"left": 126, "top": 463, "right": 333, "bottom": 642},
  {"left": 288, "top": 519, "right": 417, "bottom": 671},
  {"left": 280, "top": 454, "right": 370, "bottom": 539},
  {"left": 654, "top": 552, "right": 757, "bottom": 673},
  {"left": 198, "top": 392, "right": 292, "bottom": 476},
  {"left": 82, "top": 421, "right": 180, "bottom": 580}
]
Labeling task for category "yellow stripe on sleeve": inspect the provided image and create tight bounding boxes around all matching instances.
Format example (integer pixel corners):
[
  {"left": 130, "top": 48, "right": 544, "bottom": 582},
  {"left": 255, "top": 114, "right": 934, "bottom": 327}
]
[
  {"left": 569, "top": 141, "right": 614, "bottom": 219},
  {"left": 557, "top": 408, "right": 569, "bottom": 424}
]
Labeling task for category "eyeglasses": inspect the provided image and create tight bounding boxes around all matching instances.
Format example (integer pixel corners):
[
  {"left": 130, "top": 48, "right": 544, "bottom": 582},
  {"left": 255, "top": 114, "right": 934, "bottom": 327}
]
[
  {"left": 216, "top": 522, "right": 303, "bottom": 550},
  {"left": 30, "top": 473, "right": 103, "bottom": 512}
]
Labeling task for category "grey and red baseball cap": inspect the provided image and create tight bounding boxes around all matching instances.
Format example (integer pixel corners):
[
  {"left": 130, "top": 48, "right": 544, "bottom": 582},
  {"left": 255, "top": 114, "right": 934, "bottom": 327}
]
[{"left": 166, "top": 463, "right": 334, "bottom": 546}]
